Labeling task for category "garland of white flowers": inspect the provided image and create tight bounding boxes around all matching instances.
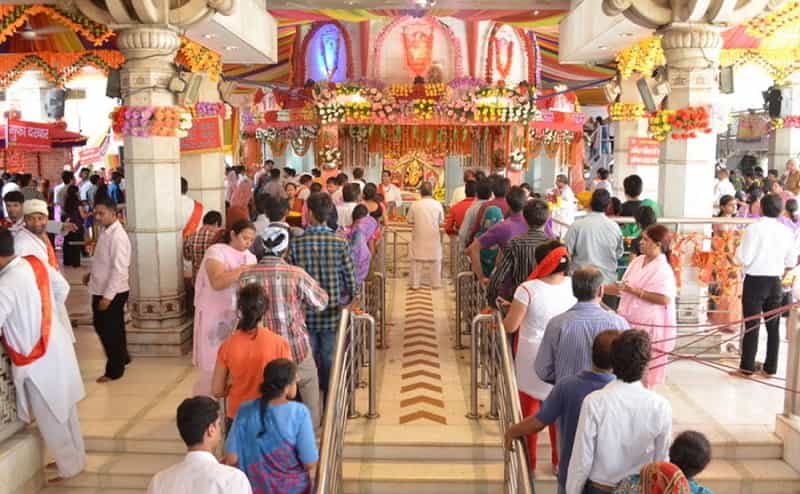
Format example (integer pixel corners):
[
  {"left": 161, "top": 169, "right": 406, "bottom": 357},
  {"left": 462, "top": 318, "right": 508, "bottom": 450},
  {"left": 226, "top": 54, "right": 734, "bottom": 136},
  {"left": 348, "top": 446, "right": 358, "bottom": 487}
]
[
  {"left": 320, "top": 145, "right": 342, "bottom": 170},
  {"left": 508, "top": 149, "right": 526, "bottom": 171}
]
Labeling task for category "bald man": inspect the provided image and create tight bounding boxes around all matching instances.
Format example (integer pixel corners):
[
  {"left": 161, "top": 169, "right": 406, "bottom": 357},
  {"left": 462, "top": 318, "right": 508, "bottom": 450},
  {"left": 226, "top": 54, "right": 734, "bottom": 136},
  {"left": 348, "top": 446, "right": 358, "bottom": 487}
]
[
  {"left": 506, "top": 330, "right": 620, "bottom": 494},
  {"left": 784, "top": 159, "right": 800, "bottom": 195}
]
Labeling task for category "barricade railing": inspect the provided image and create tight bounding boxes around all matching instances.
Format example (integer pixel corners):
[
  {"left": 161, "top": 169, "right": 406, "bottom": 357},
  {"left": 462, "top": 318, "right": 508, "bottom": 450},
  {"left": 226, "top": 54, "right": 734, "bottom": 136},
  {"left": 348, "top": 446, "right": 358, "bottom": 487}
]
[
  {"left": 455, "top": 256, "right": 485, "bottom": 350},
  {"left": 384, "top": 224, "right": 447, "bottom": 278},
  {"left": 316, "top": 310, "right": 378, "bottom": 494},
  {"left": 467, "top": 312, "right": 534, "bottom": 494},
  {"left": 363, "top": 272, "right": 387, "bottom": 349}
]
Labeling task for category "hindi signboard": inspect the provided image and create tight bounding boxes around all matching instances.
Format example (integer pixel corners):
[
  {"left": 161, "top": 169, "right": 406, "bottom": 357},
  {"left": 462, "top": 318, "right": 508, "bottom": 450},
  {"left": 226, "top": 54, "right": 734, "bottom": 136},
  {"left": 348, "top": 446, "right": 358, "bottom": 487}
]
[
  {"left": 5, "top": 120, "right": 51, "bottom": 151},
  {"left": 628, "top": 137, "right": 660, "bottom": 166},
  {"left": 180, "top": 116, "right": 223, "bottom": 154}
]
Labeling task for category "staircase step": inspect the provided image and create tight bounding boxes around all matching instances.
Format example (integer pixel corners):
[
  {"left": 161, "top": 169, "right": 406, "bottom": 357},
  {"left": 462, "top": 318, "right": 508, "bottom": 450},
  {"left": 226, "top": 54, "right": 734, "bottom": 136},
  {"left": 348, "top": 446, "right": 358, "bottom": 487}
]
[
  {"left": 54, "top": 453, "right": 183, "bottom": 490},
  {"left": 342, "top": 460, "right": 504, "bottom": 494}
]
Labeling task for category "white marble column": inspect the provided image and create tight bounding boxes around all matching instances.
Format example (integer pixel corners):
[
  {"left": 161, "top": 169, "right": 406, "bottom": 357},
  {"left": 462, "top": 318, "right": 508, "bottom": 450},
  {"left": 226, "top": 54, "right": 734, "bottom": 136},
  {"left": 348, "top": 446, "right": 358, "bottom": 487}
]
[
  {"left": 769, "top": 81, "right": 800, "bottom": 173},
  {"left": 118, "top": 27, "right": 192, "bottom": 355},
  {"left": 180, "top": 77, "right": 226, "bottom": 216},
  {"left": 612, "top": 79, "right": 658, "bottom": 200},
  {"left": 657, "top": 23, "right": 722, "bottom": 220}
]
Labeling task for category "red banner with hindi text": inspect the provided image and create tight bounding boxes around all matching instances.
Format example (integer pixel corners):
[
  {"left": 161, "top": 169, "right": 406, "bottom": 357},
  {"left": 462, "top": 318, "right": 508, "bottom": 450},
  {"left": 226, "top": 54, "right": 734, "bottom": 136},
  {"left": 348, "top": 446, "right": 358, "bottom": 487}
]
[{"left": 5, "top": 120, "right": 50, "bottom": 151}]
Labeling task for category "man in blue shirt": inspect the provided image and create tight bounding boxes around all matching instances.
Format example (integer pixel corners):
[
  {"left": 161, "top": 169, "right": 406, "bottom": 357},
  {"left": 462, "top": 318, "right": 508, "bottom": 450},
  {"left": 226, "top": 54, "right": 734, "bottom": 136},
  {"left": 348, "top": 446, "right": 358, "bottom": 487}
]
[
  {"left": 506, "top": 330, "right": 619, "bottom": 494},
  {"left": 108, "top": 172, "right": 125, "bottom": 205}
]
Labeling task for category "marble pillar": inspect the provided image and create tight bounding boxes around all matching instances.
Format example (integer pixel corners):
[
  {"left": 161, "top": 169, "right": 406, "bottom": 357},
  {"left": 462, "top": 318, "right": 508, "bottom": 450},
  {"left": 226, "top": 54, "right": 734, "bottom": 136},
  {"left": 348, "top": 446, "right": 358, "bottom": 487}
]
[
  {"left": 118, "top": 27, "right": 192, "bottom": 355},
  {"left": 657, "top": 23, "right": 722, "bottom": 220},
  {"left": 769, "top": 82, "right": 800, "bottom": 173},
  {"left": 612, "top": 119, "right": 657, "bottom": 199},
  {"left": 180, "top": 77, "right": 226, "bottom": 216}
]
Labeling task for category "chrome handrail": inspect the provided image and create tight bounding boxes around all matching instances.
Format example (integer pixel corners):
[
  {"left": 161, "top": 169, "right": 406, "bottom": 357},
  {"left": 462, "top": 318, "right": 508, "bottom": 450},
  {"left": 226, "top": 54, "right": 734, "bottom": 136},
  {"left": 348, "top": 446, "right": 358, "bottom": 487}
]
[
  {"left": 467, "top": 312, "right": 534, "bottom": 494},
  {"left": 315, "top": 310, "right": 378, "bottom": 493}
]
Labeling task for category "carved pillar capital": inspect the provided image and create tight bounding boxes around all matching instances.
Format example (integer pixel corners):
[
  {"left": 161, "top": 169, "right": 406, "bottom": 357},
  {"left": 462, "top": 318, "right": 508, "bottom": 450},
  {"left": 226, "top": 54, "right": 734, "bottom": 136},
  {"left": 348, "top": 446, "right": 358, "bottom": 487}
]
[
  {"left": 117, "top": 26, "right": 181, "bottom": 63},
  {"left": 658, "top": 22, "right": 723, "bottom": 69}
]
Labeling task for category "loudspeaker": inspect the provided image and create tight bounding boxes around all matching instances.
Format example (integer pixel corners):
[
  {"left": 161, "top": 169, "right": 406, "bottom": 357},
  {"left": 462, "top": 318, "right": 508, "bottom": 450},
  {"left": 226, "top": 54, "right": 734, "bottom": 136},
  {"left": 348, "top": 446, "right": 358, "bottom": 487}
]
[
  {"left": 106, "top": 69, "right": 121, "bottom": 99},
  {"left": 177, "top": 72, "right": 203, "bottom": 105},
  {"left": 45, "top": 88, "right": 66, "bottom": 119},
  {"left": 766, "top": 87, "right": 783, "bottom": 118},
  {"left": 720, "top": 66, "right": 735, "bottom": 94},
  {"left": 637, "top": 77, "right": 657, "bottom": 112},
  {"left": 602, "top": 80, "right": 620, "bottom": 103}
]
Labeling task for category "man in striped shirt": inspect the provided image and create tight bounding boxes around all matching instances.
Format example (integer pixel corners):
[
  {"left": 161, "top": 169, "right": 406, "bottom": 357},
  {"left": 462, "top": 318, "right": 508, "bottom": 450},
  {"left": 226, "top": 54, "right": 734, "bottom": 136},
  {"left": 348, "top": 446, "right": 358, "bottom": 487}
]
[
  {"left": 240, "top": 225, "right": 329, "bottom": 430},
  {"left": 534, "top": 267, "right": 629, "bottom": 385}
]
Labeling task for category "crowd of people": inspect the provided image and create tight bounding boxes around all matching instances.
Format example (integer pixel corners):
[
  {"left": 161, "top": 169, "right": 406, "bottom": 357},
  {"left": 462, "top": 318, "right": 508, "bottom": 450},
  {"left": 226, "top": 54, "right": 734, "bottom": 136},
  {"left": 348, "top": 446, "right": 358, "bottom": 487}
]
[{"left": 0, "top": 155, "right": 797, "bottom": 494}]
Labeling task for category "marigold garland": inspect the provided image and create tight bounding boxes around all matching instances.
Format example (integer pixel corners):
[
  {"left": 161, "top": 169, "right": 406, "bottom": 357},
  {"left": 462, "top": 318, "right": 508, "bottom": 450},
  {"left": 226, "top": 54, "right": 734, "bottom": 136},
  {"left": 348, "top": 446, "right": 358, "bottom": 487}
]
[
  {"left": 609, "top": 102, "right": 646, "bottom": 121},
  {"left": 720, "top": 49, "right": 800, "bottom": 85},
  {"left": 0, "top": 51, "right": 125, "bottom": 89},
  {"left": 0, "top": 5, "right": 114, "bottom": 46},
  {"left": 176, "top": 38, "right": 222, "bottom": 81},
  {"left": 648, "top": 110, "right": 674, "bottom": 141},
  {"left": 745, "top": 1, "right": 800, "bottom": 39},
  {"left": 669, "top": 106, "right": 712, "bottom": 139},
  {"left": 772, "top": 116, "right": 800, "bottom": 130},
  {"left": 110, "top": 106, "right": 193, "bottom": 138},
  {"left": 615, "top": 36, "right": 666, "bottom": 79}
]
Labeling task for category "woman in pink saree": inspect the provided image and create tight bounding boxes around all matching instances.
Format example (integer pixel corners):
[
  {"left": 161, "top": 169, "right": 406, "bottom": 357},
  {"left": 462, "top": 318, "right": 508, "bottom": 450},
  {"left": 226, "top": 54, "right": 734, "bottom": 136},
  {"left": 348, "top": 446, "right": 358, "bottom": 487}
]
[
  {"left": 605, "top": 224, "right": 677, "bottom": 387},
  {"left": 193, "top": 219, "right": 257, "bottom": 395}
]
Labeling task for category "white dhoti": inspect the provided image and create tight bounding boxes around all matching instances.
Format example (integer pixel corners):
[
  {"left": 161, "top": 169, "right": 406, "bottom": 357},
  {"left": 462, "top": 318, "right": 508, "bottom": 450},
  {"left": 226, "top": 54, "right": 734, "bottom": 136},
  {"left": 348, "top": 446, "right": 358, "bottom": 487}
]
[
  {"left": 410, "top": 259, "right": 442, "bottom": 289},
  {"left": 407, "top": 197, "right": 445, "bottom": 290},
  {"left": 25, "top": 379, "right": 86, "bottom": 478}
]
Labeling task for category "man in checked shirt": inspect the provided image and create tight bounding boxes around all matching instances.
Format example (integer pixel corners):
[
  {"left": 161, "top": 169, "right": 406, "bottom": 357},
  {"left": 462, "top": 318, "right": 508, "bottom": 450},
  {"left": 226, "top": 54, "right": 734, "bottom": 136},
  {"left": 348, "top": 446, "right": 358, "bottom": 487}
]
[{"left": 240, "top": 225, "right": 329, "bottom": 431}]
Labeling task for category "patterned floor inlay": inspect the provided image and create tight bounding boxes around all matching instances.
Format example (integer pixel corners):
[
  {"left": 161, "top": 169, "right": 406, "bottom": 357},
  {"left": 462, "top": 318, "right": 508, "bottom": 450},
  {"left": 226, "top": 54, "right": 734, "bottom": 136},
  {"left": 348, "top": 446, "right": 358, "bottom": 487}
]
[{"left": 399, "top": 287, "right": 447, "bottom": 425}]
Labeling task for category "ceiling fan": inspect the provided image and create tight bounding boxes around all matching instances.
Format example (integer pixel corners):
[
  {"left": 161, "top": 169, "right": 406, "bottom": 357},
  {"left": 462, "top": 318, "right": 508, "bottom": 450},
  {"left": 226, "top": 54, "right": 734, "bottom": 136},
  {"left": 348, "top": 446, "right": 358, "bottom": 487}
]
[{"left": 20, "top": 20, "right": 69, "bottom": 40}]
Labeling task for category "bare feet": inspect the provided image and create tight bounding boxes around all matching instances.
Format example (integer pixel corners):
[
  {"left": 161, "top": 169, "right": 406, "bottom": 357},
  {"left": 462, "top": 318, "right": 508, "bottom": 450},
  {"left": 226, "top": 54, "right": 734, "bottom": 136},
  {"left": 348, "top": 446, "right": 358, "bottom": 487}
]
[
  {"left": 96, "top": 376, "right": 112, "bottom": 383},
  {"left": 46, "top": 461, "right": 57, "bottom": 469},
  {"left": 728, "top": 369, "right": 753, "bottom": 378},
  {"left": 47, "top": 476, "right": 64, "bottom": 484}
]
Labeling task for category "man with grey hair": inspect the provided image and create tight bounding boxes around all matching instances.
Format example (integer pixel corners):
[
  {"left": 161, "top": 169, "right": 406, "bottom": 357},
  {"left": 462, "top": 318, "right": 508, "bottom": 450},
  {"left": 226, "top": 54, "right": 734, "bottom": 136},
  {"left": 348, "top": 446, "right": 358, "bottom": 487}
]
[
  {"left": 784, "top": 158, "right": 800, "bottom": 195},
  {"left": 535, "top": 266, "right": 629, "bottom": 385},
  {"left": 407, "top": 181, "right": 444, "bottom": 289}
]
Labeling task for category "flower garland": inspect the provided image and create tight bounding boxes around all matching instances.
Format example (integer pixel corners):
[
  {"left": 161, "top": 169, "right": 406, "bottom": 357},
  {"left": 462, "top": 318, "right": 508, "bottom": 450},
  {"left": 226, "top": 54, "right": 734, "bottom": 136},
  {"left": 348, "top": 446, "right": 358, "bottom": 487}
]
[
  {"left": 176, "top": 38, "right": 222, "bottom": 81},
  {"left": 609, "top": 102, "right": 646, "bottom": 121},
  {"left": 0, "top": 51, "right": 125, "bottom": 89},
  {"left": 772, "top": 116, "right": 800, "bottom": 130},
  {"left": 413, "top": 99, "right": 437, "bottom": 120},
  {"left": 388, "top": 82, "right": 446, "bottom": 99},
  {"left": 508, "top": 148, "right": 526, "bottom": 171},
  {"left": 745, "top": 1, "right": 800, "bottom": 39},
  {"left": 110, "top": 106, "right": 193, "bottom": 138},
  {"left": 615, "top": 36, "right": 666, "bottom": 79},
  {"left": 0, "top": 5, "right": 114, "bottom": 46},
  {"left": 648, "top": 110, "right": 675, "bottom": 141},
  {"left": 192, "top": 102, "right": 227, "bottom": 118},
  {"left": 669, "top": 106, "right": 712, "bottom": 139},
  {"left": 319, "top": 145, "right": 342, "bottom": 170},
  {"left": 720, "top": 49, "right": 800, "bottom": 85}
]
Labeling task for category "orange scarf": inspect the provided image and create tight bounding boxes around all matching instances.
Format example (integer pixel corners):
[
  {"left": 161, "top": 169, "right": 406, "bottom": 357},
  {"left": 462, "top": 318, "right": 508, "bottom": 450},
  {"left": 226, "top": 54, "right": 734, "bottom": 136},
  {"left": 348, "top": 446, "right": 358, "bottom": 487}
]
[
  {"left": 182, "top": 200, "right": 203, "bottom": 240},
  {"left": 1, "top": 256, "right": 53, "bottom": 366},
  {"left": 527, "top": 246, "right": 569, "bottom": 281}
]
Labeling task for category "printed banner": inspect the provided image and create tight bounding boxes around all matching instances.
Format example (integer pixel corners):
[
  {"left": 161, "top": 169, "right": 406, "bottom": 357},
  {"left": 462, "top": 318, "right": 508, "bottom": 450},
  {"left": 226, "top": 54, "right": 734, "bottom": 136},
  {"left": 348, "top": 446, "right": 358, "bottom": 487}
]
[
  {"left": 180, "top": 116, "right": 223, "bottom": 154},
  {"left": 77, "top": 133, "right": 110, "bottom": 165},
  {"left": 5, "top": 120, "right": 50, "bottom": 151},
  {"left": 628, "top": 137, "right": 660, "bottom": 166}
]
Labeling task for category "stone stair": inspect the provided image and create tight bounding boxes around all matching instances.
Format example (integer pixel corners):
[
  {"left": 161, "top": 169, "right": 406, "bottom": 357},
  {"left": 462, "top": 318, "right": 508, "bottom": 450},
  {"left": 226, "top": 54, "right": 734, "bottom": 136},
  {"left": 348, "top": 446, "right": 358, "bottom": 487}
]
[{"left": 38, "top": 410, "right": 800, "bottom": 494}]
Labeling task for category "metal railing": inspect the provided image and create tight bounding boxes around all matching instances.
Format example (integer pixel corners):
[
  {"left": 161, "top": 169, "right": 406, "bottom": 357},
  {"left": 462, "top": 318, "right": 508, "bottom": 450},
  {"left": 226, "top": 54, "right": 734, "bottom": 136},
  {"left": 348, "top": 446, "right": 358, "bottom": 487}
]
[
  {"left": 316, "top": 309, "right": 378, "bottom": 494},
  {"left": 363, "top": 272, "right": 387, "bottom": 349},
  {"left": 468, "top": 312, "right": 534, "bottom": 494},
  {"left": 455, "top": 255, "right": 485, "bottom": 351}
]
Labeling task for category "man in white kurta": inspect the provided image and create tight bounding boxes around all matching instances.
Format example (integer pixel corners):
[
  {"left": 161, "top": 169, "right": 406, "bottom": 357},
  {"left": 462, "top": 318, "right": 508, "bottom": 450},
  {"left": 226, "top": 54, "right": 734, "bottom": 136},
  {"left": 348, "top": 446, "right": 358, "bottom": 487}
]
[
  {"left": 13, "top": 200, "right": 76, "bottom": 342},
  {"left": 407, "top": 181, "right": 444, "bottom": 289},
  {"left": 0, "top": 228, "right": 86, "bottom": 480}
]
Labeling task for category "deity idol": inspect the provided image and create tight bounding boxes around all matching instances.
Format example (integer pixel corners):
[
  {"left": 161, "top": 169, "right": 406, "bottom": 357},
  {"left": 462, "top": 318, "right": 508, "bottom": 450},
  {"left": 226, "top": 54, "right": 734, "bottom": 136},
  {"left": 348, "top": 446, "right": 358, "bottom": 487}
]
[{"left": 402, "top": 23, "right": 434, "bottom": 76}]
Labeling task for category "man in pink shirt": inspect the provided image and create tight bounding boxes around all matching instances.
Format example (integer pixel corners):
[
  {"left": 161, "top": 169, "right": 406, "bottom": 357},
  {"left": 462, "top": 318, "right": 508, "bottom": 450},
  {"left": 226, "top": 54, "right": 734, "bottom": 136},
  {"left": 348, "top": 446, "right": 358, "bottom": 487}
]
[{"left": 84, "top": 196, "right": 131, "bottom": 382}]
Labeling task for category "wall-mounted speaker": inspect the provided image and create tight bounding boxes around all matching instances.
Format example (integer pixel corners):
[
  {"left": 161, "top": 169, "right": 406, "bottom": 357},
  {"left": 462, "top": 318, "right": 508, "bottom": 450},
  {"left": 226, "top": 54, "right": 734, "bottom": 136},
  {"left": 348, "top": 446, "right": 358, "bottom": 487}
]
[
  {"left": 106, "top": 69, "right": 121, "bottom": 99},
  {"left": 720, "top": 66, "right": 735, "bottom": 94}
]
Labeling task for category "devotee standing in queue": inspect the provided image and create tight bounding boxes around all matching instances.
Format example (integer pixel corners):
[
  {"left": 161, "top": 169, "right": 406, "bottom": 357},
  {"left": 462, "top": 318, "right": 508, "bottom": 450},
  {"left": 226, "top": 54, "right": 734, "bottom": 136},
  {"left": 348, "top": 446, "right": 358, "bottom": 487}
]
[
  {"left": 488, "top": 199, "right": 552, "bottom": 309},
  {"left": 467, "top": 186, "right": 528, "bottom": 284},
  {"left": 784, "top": 159, "right": 800, "bottom": 195},
  {"left": 714, "top": 168, "right": 736, "bottom": 208},
  {"left": 344, "top": 204, "right": 379, "bottom": 287},
  {"left": 445, "top": 180, "right": 477, "bottom": 237},
  {"left": 227, "top": 167, "right": 253, "bottom": 226},
  {"left": 264, "top": 168, "right": 286, "bottom": 199},
  {"left": 147, "top": 397, "right": 252, "bottom": 494},
  {"left": 564, "top": 189, "right": 623, "bottom": 308},
  {"left": 551, "top": 174, "right": 578, "bottom": 238},
  {"left": 212, "top": 284, "right": 291, "bottom": 428},
  {"left": 506, "top": 330, "right": 619, "bottom": 494},
  {"left": 407, "top": 181, "right": 445, "bottom": 290},
  {"left": 620, "top": 175, "right": 660, "bottom": 238},
  {"left": 336, "top": 183, "right": 359, "bottom": 230},
  {"left": 192, "top": 220, "right": 257, "bottom": 395},
  {"left": 605, "top": 224, "right": 677, "bottom": 388},
  {"left": 535, "top": 267, "right": 629, "bottom": 385},
  {"left": 183, "top": 211, "right": 224, "bottom": 285},
  {"left": 450, "top": 169, "right": 476, "bottom": 205},
  {"left": 501, "top": 241, "right": 576, "bottom": 476},
  {"left": 224, "top": 359, "right": 318, "bottom": 493},
  {"left": 288, "top": 192, "right": 356, "bottom": 393},
  {"left": 85, "top": 197, "right": 131, "bottom": 383},
  {"left": 379, "top": 170, "right": 403, "bottom": 219},
  {"left": 1, "top": 190, "right": 24, "bottom": 229},
  {"left": 566, "top": 330, "right": 672, "bottom": 494},
  {"left": 108, "top": 172, "right": 125, "bottom": 205},
  {"left": 466, "top": 175, "right": 511, "bottom": 245},
  {"left": 733, "top": 193, "right": 797, "bottom": 377},
  {"left": 240, "top": 226, "right": 329, "bottom": 430},
  {"left": 458, "top": 178, "right": 491, "bottom": 251},
  {"left": 0, "top": 228, "right": 86, "bottom": 482}
]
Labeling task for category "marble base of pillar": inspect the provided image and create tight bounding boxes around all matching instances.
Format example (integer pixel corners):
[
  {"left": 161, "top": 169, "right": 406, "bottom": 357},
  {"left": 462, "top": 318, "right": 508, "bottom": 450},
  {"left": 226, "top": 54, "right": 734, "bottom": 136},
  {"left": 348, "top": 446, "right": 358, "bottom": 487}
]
[{"left": 127, "top": 319, "right": 193, "bottom": 356}]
